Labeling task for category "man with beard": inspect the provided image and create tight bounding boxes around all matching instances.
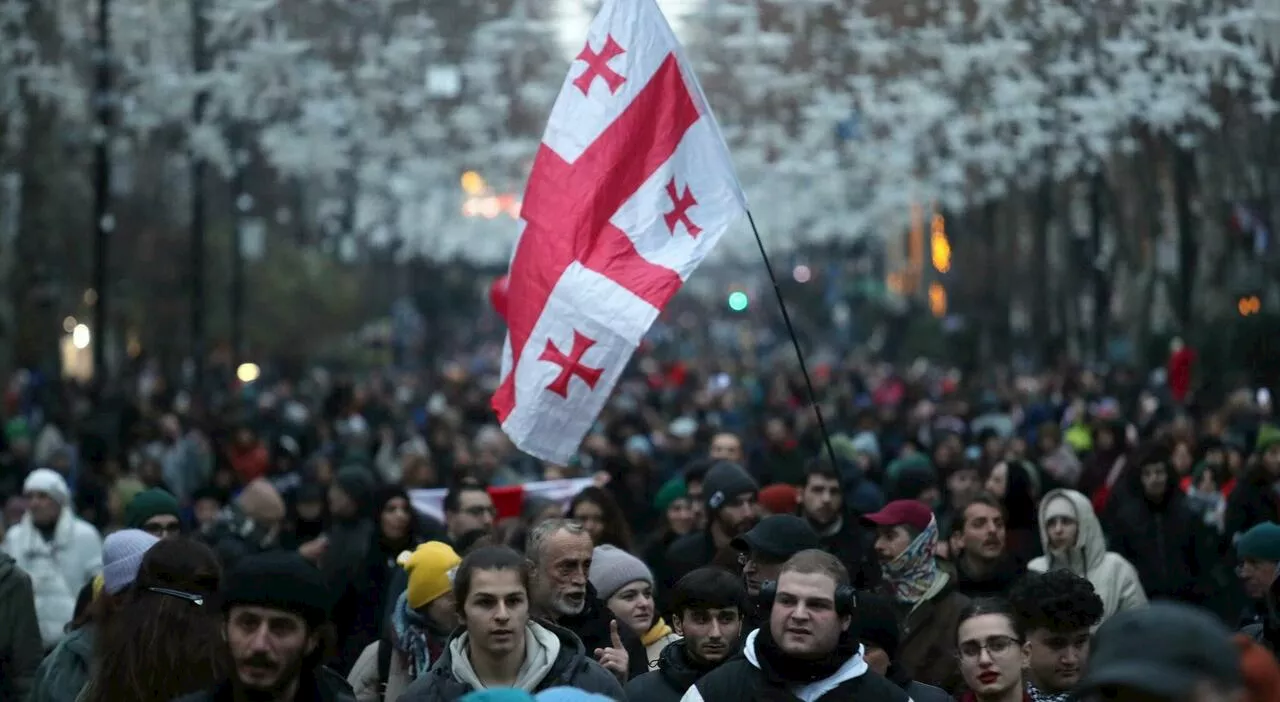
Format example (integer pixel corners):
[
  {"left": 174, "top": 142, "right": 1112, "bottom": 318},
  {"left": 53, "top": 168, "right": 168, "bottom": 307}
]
[
  {"left": 624, "top": 567, "right": 748, "bottom": 702},
  {"left": 175, "top": 551, "right": 353, "bottom": 702},
  {"left": 663, "top": 462, "right": 758, "bottom": 592},
  {"left": 797, "top": 460, "right": 881, "bottom": 589},
  {"left": 682, "top": 550, "right": 909, "bottom": 701},
  {"left": 525, "top": 519, "right": 648, "bottom": 682},
  {"left": 949, "top": 494, "right": 1024, "bottom": 598},
  {"left": 1009, "top": 569, "right": 1104, "bottom": 702}
]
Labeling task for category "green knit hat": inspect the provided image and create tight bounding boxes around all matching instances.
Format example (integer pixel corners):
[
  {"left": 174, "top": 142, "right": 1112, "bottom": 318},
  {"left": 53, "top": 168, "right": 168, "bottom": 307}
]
[
  {"left": 125, "top": 487, "right": 181, "bottom": 529},
  {"left": 1257, "top": 425, "right": 1280, "bottom": 454},
  {"left": 653, "top": 476, "right": 688, "bottom": 512},
  {"left": 1237, "top": 522, "right": 1280, "bottom": 562}
]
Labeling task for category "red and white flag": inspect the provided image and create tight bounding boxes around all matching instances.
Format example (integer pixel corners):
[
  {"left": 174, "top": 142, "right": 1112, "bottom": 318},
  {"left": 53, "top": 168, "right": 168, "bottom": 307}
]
[
  {"left": 409, "top": 478, "right": 594, "bottom": 524},
  {"left": 491, "top": 0, "right": 745, "bottom": 462}
]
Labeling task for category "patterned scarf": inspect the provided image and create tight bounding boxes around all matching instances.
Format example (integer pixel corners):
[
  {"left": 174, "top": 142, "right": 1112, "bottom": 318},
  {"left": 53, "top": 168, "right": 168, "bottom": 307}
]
[
  {"left": 391, "top": 592, "right": 434, "bottom": 679},
  {"left": 881, "top": 515, "right": 940, "bottom": 605},
  {"left": 1026, "top": 681, "right": 1072, "bottom": 702}
]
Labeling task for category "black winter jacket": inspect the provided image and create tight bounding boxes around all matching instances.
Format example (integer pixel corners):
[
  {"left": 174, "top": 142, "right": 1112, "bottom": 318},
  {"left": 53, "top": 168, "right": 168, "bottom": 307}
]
[
  {"left": 171, "top": 666, "right": 355, "bottom": 702},
  {"left": 395, "top": 621, "right": 624, "bottom": 701},
  {"left": 558, "top": 583, "right": 649, "bottom": 681},
  {"left": 623, "top": 639, "right": 721, "bottom": 702}
]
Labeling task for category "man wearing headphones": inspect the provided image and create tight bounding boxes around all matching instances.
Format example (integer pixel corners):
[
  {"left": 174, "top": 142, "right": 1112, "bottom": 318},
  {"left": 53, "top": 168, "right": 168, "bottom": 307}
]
[{"left": 680, "top": 550, "right": 908, "bottom": 701}]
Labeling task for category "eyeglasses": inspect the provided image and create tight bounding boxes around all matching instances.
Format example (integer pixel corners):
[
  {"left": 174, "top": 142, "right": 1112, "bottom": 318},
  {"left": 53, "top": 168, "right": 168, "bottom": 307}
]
[
  {"left": 148, "top": 587, "right": 204, "bottom": 606},
  {"left": 144, "top": 522, "right": 182, "bottom": 536},
  {"left": 958, "top": 636, "right": 1020, "bottom": 660}
]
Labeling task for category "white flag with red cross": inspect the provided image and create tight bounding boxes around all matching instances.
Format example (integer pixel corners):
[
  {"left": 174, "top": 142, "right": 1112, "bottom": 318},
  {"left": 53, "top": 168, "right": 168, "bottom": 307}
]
[{"left": 491, "top": 0, "right": 745, "bottom": 463}]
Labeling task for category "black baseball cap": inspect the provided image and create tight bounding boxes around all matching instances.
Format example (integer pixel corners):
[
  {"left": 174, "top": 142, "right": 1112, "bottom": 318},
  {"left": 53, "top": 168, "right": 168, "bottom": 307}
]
[
  {"left": 1077, "top": 602, "right": 1241, "bottom": 698},
  {"left": 731, "top": 514, "right": 820, "bottom": 561}
]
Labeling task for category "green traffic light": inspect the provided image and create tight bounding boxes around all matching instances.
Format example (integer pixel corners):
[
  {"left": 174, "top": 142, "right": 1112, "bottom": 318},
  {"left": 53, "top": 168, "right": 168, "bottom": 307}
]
[{"left": 728, "top": 291, "right": 749, "bottom": 311}]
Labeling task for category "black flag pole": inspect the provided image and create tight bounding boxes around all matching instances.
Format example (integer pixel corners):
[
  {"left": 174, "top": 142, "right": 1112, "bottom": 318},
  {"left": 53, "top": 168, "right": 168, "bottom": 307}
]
[{"left": 745, "top": 209, "right": 842, "bottom": 473}]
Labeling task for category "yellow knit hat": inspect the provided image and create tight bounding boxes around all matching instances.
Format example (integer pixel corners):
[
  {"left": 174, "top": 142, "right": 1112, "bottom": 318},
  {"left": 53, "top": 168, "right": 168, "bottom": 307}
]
[{"left": 399, "top": 541, "right": 461, "bottom": 610}]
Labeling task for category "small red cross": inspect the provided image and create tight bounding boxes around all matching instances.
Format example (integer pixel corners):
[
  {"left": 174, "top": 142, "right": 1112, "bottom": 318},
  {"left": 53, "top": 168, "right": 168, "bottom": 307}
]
[
  {"left": 540, "top": 330, "right": 604, "bottom": 398},
  {"left": 573, "top": 34, "right": 627, "bottom": 96},
  {"left": 663, "top": 178, "right": 701, "bottom": 238}
]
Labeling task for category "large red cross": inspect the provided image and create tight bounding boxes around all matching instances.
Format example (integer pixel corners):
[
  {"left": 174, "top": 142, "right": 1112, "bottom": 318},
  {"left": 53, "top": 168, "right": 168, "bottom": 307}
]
[
  {"left": 663, "top": 178, "right": 701, "bottom": 238},
  {"left": 573, "top": 35, "right": 627, "bottom": 96},
  {"left": 540, "top": 331, "right": 604, "bottom": 398},
  {"left": 493, "top": 54, "right": 700, "bottom": 421}
]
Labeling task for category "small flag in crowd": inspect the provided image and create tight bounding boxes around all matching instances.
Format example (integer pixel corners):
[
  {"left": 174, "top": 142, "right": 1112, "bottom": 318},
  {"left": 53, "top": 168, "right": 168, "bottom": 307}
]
[
  {"left": 491, "top": 0, "right": 746, "bottom": 462},
  {"left": 409, "top": 478, "right": 594, "bottom": 523}
]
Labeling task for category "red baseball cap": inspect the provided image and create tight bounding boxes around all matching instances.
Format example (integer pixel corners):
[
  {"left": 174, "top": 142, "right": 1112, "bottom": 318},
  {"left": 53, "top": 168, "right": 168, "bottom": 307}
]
[{"left": 861, "top": 499, "right": 934, "bottom": 532}]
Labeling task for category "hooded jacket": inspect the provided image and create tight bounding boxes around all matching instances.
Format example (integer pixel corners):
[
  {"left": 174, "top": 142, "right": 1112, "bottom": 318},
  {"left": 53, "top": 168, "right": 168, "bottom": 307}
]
[
  {"left": 1, "top": 506, "right": 103, "bottom": 648},
  {"left": 1028, "top": 488, "right": 1147, "bottom": 623},
  {"left": 27, "top": 625, "right": 94, "bottom": 702},
  {"left": 0, "top": 551, "right": 42, "bottom": 700},
  {"left": 1104, "top": 462, "right": 1207, "bottom": 602},
  {"left": 681, "top": 629, "right": 909, "bottom": 702},
  {"left": 624, "top": 639, "right": 722, "bottom": 702},
  {"left": 394, "top": 620, "right": 623, "bottom": 701}
]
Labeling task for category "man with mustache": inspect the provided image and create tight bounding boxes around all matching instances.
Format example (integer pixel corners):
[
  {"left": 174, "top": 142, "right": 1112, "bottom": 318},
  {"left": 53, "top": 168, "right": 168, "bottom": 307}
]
[
  {"left": 175, "top": 551, "right": 354, "bottom": 702},
  {"left": 625, "top": 567, "right": 747, "bottom": 702},
  {"left": 949, "top": 494, "right": 1025, "bottom": 598},
  {"left": 525, "top": 519, "right": 648, "bottom": 682},
  {"left": 1009, "top": 569, "right": 1104, "bottom": 702},
  {"left": 681, "top": 550, "right": 909, "bottom": 701},
  {"left": 663, "top": 462, "right": 759, "bottom": 593}
]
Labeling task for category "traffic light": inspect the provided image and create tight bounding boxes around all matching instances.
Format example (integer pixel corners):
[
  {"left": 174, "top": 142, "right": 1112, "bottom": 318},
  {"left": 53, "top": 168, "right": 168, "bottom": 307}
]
[
  {"left": 930, "top": 214, "right": 951, "bottom": 274},
  {"left": 1239, "top": 295, "right": 1262, "bottom": 316},
  {"left": 728, "top": 291, "right": 749, "bottom": 312},
  {"left": 928, "top": 282, "right": 947, "bottom": 318}
]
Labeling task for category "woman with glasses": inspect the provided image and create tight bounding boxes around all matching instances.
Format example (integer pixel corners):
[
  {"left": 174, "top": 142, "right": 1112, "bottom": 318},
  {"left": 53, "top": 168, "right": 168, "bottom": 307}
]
[
  {"left": 956, "top": 598, "right": 1029, "bottom": 702},
  {"left": 81, "top": 538, "right": 227, "bottom": 702}
]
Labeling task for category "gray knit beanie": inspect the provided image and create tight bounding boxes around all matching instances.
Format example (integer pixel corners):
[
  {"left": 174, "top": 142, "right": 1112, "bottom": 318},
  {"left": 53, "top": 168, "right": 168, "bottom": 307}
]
[
  {"left": 588, "top": 545, "right": 653, "bottom": 600},
  {"left": 102, "top": 529, "right": 160, "bottom": 594}
]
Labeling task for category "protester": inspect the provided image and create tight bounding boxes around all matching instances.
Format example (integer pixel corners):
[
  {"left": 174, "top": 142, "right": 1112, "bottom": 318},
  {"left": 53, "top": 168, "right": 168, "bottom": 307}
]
[
  {"left": 200, "top": 478, "right": 287, "bottom": 568},
  {"left": 443, "top": 483, "right": 497, "bottom": 545},
  {"left": 525, "top": 519, "right": 646, "bottom": 681},
  {"left": 639, "top": 478, "right": 693, "bottom": 572},
  {"left": 950, "top": 494, "right": 1025, "bottom": 598},
  {"left": 1028, "top": 488, "right": 1147, "bottom": 622},
  {"left": 662, "top": 461, "right": 758, "bottom": 592},
  {"left": 0, "top": 544, "right": 43, "bottom": 699},
  {"left": 568, "top": 487, "right": 634, "bottom": 553},
  {"left": 1236, "top": 522, "right": 1280, "bottom": 629},
  {"left": 124, "top": 487, "right": 183, "bottom": 538},
  {"left": 589, "top": 545, "right": 679, "bottom": 668},
  {"left": 682, "top": 549, "right": 909, "bottom": 701},
  {"left": 396, "top": 545, "right": 624, "bottom": 699},
  {"left": 864, "top": 499, "right": 969, "bottom": 691},
  {"left": 82, "top": 538, "right": 225, "bottom": 702},
  {"left": 624, "top": 567, "right": 747, "bottom": 702},
  {"left": 3, "top": 468, "right": 104, "bottom": 648},
  {"left": 955, "top": 598, "right": 1028, "bottom": 702},
  {"left": 349, "top": 541, "right": 461, "bottom": 702},
  {"left": 729, "top": 514, "right": 821, "bottom": 630},
  {"left": 796, "top": 460, "right": 881, "bottom": 589},
  {"left": 1009, "top": 569, "right": 1104, "bottom": 702},
  {"left": 855, "top": 592, "right": 954, "bottom": 702},
  {"left": 1075, "top": 602, "right": 1245, "bottom": 702},
  {"left": 173, "top": 551, "right": 351, "bottom": 702}
]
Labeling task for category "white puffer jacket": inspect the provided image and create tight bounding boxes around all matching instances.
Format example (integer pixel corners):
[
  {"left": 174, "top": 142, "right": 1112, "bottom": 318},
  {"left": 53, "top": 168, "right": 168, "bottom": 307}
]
[{"left": 2, "top": 508, "right": 103, "bottom": 648}]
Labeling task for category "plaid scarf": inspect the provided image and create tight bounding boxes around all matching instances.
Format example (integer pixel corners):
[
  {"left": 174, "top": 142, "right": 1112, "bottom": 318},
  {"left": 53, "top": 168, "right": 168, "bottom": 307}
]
[
  {"left": 881, "top": 515, "right": 939, "bottom": 605},
  {"left": 1027, "top": 681, "right": 1072, "bottom": 702}
]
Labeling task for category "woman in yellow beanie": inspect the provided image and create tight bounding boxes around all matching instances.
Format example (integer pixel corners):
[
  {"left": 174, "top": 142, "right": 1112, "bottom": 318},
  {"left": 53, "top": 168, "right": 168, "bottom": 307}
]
[{"left": 348, "top": 541, "right": 461, "bottom": 702}]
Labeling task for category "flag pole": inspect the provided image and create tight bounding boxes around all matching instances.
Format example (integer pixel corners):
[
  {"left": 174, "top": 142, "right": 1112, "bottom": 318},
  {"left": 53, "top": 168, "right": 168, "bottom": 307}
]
[{"left": 745, "top": 209, "right": 842, "bottom": 473}]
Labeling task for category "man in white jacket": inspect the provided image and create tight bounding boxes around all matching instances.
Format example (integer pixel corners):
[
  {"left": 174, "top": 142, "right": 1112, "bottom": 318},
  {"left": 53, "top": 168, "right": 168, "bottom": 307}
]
[{"left": 1, "top": 468, "right": 102, "bottom": 649}]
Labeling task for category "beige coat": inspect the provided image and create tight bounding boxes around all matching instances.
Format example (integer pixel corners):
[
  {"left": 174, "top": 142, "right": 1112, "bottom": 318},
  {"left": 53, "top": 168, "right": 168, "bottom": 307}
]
[
  {"left": 1028, "top": 488, "right": 1148, "bottom": 624},
  {"left": 347, "top": 641, "right": 413, "bottom": 702}
]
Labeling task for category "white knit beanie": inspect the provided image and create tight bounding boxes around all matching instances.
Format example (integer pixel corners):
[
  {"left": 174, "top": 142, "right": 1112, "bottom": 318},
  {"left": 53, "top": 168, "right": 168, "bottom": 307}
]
[
  {"left": 588, "top": 545, "right": 653, "bottom": 600},
  {"left": 23, "top": 468, "right": 70, "bottom": 506},
  {"left": 102, "top": 529, "right": 159, "bottom": 594}
]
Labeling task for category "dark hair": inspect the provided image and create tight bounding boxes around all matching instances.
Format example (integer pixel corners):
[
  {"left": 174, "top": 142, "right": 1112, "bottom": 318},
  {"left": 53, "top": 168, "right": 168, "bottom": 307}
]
[
  {"left": 669, "top": 567, "right": 749, "bottom": 620},
  {"left": 957, "top": 597, "right": 1021, "bottom": 641},
  {"left": 566, "top": 486, "right": 634, "bottom": 551},
  {"left": 455, "top": 528, "right": 498, "bottom": 555},
  {"left": 444, "top": 483, "right": 489, "bottom": 514},
  {"left": 802, "top": 459, "right": 843, "bottom": 489},
  {"left": 68, "top": 580, "right": 97, "bottom": 631},
  {"left": 781, "top": 549, "right": 851, "bottom": 588},
  {"left": 372, "top": 486, "right": 420, "bottom": 543},
  {"left": 955, "top": 493, "right": 1007, "bottom": 532},
  {"left": 84, "top": 539, "right": 229, "bottom": 702},
  {"left": 684, "top": 458, "right": 713, "bottom": 487},
  {"left": 1009, "top": 570, "right": 1104, "bottom": 635},
  {"left": 453, "top": 545, "right": 529, "bottom": 614}
]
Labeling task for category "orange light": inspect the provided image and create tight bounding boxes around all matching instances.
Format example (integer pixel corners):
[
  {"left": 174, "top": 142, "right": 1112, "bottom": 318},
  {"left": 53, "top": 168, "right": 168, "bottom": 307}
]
[
  {"left": 928, "top": 282, "right": 947, "bottom": 318},
  {"left": 931, "top": 214, "right": 951, "bottom": 274},
  {"left": 1239, "top": 296, "right": 1261, "bottom": 316}
]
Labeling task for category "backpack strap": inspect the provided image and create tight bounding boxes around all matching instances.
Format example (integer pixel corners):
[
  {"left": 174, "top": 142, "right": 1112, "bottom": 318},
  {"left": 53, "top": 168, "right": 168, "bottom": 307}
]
[{"left": 377, "top": 639, "right": 393, "bottom": 700}]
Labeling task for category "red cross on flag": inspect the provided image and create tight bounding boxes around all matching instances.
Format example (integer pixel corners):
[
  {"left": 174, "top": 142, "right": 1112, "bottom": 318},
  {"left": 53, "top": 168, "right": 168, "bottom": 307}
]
[{"left": 491, "top": 0, "right": 745, "bottom": 463}]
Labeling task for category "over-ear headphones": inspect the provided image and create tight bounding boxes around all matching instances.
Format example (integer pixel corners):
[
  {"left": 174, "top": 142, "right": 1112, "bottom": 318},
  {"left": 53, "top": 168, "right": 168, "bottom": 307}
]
[{"left": 756, "top": 579, "right": 858, "bottom": 618}]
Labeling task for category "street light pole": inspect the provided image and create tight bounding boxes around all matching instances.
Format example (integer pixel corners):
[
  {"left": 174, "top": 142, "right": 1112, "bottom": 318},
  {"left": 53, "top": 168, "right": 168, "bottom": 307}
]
[
  {"left": 231, "top": 129, "right": 248, "bottom": 367},
  {"left": 92, "top": 0, "right": 113, "bottom": 382},
  {"left": 190, "top": 0, "right": 208, "bottom": 391}
]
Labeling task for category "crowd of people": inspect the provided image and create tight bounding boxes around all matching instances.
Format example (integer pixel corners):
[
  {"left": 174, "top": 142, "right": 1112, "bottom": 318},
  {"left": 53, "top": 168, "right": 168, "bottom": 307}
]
[{"left": 0, "top": 359, "right": 1276, "bottom": 701}]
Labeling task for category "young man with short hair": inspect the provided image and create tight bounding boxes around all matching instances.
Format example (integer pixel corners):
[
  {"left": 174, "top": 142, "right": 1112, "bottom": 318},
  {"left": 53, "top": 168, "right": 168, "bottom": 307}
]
[
  {"left": 625, "top": 567, "right": 748, "bottom": 702},
  {"left": 683, "top": 550, "right": 908, "bottom": 701},
  {"left": 950, "top": 494, "right": 1023, "bottom": 598},
  {"left": 1009, "top": 569, "right": 1104, "bottom": 702},
  {"left": 797, "top": 460, "right": 880, "bottom": 590},
  {"left": 442, "top": 484, "right": 496, "bottom": 545},
  {"left": 398, "top": 546, "right": 623, "bottom": 699}
]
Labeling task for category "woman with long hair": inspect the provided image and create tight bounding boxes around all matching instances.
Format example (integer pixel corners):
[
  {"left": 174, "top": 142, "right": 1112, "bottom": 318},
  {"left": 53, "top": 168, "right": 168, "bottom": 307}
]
[
  {"left": 81, "top": 538, "right": 227, "bottom": 702},
  {"left": 568, "top": 486, "right": 634, "bottom": 552}
]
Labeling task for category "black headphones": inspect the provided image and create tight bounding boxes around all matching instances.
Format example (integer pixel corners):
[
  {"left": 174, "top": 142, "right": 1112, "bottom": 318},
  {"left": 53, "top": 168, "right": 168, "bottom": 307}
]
[{"left": 756, "top": 579, "right": 858, "bottom": 617}]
